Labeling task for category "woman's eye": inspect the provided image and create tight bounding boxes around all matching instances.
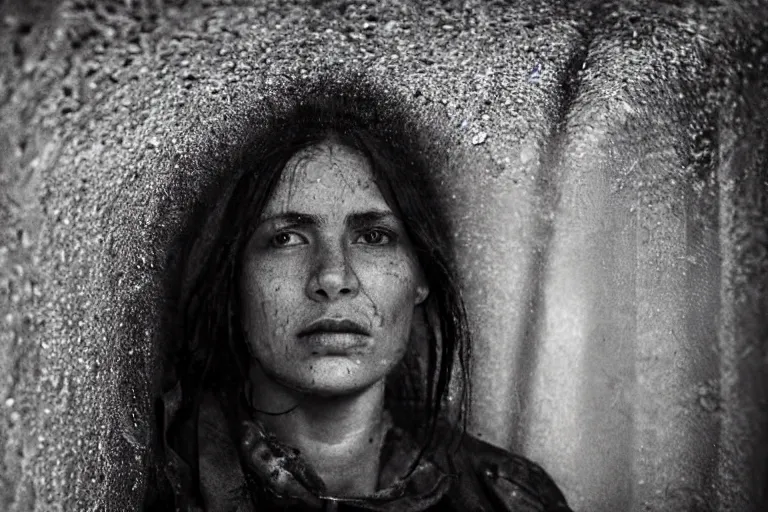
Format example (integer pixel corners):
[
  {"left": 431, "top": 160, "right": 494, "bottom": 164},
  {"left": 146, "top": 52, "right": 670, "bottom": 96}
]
[
  {"left": 356, "top": 229, "right": 392, "bottom": 245},
  {"left": 270, "top": 232, "right": 306, "bottom": 248}
]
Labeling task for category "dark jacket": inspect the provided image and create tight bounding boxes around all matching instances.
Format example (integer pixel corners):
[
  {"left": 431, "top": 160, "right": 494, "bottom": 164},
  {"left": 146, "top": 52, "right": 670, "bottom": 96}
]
[{"left": 150, "top": 386, "right": 573, "bottom": 512}]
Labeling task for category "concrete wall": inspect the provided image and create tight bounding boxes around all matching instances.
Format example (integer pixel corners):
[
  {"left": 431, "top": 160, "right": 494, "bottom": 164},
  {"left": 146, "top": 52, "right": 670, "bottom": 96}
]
[{"left": 1, "top": 1, "right": 767, "bottom": 510}]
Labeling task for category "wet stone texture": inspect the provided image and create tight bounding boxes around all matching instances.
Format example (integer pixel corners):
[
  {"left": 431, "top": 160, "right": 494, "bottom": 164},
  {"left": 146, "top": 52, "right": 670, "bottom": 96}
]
[{"left": 0, "top": 1, "right": 767, "bottom": 511}]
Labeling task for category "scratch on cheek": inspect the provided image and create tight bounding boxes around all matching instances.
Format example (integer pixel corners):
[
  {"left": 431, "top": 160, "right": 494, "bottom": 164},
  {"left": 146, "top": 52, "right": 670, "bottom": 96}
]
[
  {"left": 258, "top": 300, "right": 270, "bottom": 322},
  {"left": 360, "top": 287, "right": 384, "bottom": 328}
]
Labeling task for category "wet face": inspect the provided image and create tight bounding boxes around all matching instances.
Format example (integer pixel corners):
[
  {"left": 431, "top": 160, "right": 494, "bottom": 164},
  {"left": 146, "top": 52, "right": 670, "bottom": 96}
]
[{"left": 239, "top": 140, "right": 429, "bottom": 396}]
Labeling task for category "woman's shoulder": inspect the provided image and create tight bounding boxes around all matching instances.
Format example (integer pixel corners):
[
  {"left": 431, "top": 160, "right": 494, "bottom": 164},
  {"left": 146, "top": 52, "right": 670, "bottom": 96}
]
[{"left": 443, "top": 432, "right": 573, "bottom": 512}]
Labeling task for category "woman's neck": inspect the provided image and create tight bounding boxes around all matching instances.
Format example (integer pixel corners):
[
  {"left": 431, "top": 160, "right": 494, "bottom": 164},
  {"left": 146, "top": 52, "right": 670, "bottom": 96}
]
[{"left": 245, "top": 366, "right": 387, "bottom": 497}]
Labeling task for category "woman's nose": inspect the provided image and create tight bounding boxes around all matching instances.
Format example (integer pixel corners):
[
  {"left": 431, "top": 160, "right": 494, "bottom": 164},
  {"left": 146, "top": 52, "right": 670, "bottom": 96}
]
[{"left": 306, "top": 242, "right": 360, "bottom": 302}]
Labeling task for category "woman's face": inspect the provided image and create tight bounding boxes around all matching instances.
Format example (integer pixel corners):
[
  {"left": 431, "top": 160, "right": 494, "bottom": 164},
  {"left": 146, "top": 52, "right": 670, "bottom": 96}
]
[{"left": 239, "top": 140, "right": 429, "bottom": 396}]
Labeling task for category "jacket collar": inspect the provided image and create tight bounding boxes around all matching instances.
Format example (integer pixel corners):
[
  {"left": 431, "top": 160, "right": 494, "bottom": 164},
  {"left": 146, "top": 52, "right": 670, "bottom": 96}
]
[{"left": 165, "top": 387, "right": 455, "bottom": 511}]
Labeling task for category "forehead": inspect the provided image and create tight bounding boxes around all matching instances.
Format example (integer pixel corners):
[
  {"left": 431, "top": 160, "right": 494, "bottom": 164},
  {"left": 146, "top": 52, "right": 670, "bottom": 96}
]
[{"left": 262, "top": 140, "right": 390, "bottom": 217}]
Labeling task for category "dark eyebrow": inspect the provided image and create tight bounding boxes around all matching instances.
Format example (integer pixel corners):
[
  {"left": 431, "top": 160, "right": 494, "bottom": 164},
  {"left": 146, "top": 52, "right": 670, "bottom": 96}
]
[
  {"left": 347, "top": 210, "right": 399, "bottom": 230},
  {"left": 258, "top": 212, "right": 322, "bottom": 227}
]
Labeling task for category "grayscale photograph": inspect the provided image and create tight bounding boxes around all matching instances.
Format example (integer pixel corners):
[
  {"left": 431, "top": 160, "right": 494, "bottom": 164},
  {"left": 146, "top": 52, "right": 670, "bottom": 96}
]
[{"left": 0, "top": 1, "right": 766, "bottom": 511}]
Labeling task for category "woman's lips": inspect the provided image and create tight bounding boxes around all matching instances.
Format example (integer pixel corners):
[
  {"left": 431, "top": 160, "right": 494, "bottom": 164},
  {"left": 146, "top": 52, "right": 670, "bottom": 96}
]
[
  {"left": 298, "top": 318, "right": 370, "bottom": 336},
  {"left": 298, "top": 318, "right": 371, "bottom": 355},
  {"left": 302, "top": 333, "right": 370, "bottom": 355}
]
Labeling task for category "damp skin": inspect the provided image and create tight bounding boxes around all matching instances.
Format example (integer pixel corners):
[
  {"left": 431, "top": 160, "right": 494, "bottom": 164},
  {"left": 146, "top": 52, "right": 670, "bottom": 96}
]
[{"left": 239, "top": 141, "right": 429, "bottom": 397}]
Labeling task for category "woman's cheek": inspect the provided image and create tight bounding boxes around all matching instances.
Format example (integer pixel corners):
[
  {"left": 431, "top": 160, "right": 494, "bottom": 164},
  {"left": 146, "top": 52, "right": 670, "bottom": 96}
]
[
  {"left": 381, "top": 260, "right": 421, "bottom": 307},
  {"left": 243, "top": 291, "right": 288, "bottom": 361}
]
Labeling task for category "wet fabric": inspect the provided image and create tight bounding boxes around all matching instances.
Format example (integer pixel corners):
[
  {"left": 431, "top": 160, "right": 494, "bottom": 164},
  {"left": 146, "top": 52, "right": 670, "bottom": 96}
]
[{"left": 154, "top": 389, "right": 572, "bottom": 511}]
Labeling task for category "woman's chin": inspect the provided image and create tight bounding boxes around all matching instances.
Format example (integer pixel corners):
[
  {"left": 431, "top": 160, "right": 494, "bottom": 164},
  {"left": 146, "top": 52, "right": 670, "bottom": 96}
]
[{"left": 283, "top": 358, "right": 387, "bottom": 397}]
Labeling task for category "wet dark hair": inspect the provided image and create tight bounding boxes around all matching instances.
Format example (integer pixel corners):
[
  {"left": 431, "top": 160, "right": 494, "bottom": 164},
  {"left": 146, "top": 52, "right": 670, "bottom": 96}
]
[{"left": 171, "top": 94, "right": 471, "bottom": 496}]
